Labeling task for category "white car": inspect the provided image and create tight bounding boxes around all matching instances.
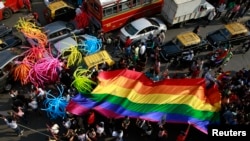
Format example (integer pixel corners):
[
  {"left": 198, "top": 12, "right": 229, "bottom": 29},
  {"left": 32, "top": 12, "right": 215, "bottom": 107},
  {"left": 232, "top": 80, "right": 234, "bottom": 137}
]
[{"left": 119, "top": 17, "right": 167, "bottom": 43}]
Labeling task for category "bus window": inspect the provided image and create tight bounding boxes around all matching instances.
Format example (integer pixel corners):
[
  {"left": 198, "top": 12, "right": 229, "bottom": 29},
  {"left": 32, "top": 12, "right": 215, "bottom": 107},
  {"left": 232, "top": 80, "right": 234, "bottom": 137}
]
[
  {"left": 103, "top": 5, "right": 117, "bottom": 17},
  {"left": 132, "top": 0, "right": 141, "bottom": 6},
  {"left": 143, "top": 0, "right": 152, "bottom": 4},
  {"left": 119, "top": 2, "right": 130, "bottom": 11},
  {"left": 103, "top": 7, "right": 112, "bottom": 17}
]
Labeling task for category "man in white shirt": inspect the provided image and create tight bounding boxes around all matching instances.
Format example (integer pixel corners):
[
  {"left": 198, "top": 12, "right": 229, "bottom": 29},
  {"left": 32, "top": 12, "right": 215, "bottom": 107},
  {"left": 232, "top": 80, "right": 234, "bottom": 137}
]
[
  {"left": 36, "top": 87, "right": 46, "bottom": 99},
  {"left": 63, "top": 118, "right": 72, "bottom": 129},
  {"left": 75, "top": 5, "right": 83, "bottom": 15},
  {"left": 50, "top": 123, "right": 60, "bottom": 135},
  {"left": 216, "top": 2, "right": 226, "bottom": 18},
  {"left": 96, "top": 121, "right": 105, "bottom": 136},
  {"left": 77, "top": 129, "right": 91, "bottom": 141},
  {"left": 139, "top": 42, "right": 146, "bottom": 59},
  {"left": 3, "top": 117, "right": 24, "bottom": 136},
  {"left": 28, "top": 98, "right": 38, "bottom": 111},
  {"left": 115, "top": 129, "right": 123, "bottom": 141}
]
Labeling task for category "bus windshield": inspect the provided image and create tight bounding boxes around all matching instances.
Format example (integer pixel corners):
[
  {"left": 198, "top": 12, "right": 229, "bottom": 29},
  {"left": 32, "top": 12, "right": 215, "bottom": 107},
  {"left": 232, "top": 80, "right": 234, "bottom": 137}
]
[{"left": 124, "top": 23, "right": 138, "bottom": 35}]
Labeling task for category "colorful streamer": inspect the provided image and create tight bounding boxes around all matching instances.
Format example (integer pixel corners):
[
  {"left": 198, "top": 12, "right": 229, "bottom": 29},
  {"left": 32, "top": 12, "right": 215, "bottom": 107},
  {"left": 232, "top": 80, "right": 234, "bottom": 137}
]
[
  {"left": 13, "top": 58, "right": 32, "bottom": 85},
  {"left": 63, "top": 46, "right": 83, "bottom": 68},
  {"left": 81, "top": 37, "right": 102, "bottom": 55},
  {"left": 42, "top": 85, "right": 68, "bottom": 119},
  {"left": 66, "top": 69, "right": 221, "bottom": 134},
  {"left": 28, "top": 55, "right": 61, "bottom": 87},
  {"left": 15, "top": 18, "right": 47, "bottom": 47},
  {"left": 23, "top": 46, "right": 47, "bottom": 64},
  {"left": 71, "top": 67, "right": 97, "bottom": 94}
]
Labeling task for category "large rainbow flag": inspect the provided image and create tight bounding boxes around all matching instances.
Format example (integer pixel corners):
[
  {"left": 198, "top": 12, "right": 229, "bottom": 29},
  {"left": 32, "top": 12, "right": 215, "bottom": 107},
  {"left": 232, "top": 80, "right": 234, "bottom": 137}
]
[{"left": 66, "top": 69, "right": 221, "bottom": 134}]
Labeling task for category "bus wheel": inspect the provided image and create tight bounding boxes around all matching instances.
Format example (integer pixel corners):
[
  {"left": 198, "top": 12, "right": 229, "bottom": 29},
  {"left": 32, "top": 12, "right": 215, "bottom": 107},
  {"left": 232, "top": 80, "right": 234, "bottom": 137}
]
[{"left": 3, "top": 8, "right": 13, "bottom": 19}]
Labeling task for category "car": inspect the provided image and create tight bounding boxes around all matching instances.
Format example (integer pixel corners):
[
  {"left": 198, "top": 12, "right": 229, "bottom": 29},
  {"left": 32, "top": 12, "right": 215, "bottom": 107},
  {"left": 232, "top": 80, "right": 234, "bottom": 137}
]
[
  {"left": 0, "top": 34, "right": 22, "bottom": 51},
  {"left": 0, "top": 23, "right": 12, "bottom": 38},
  {"left": 43, "top": 21, "right": 84, "bottom": 44},
  {"left": 206, "top": 22, "right": 250, "bottom": 50},
  {"left": 160, "top": 31, "right": 208, "bottom": 62},
  {"left": 50, "top": 34, "right": 98, "bottom": 57},
  {"left": 43, "top": 0, "right": 76, "bottom": 23},
  {"left": 119, "top": 17, "right": 167, "bottom": 43},
  {"left": 0, "top": 48, "right": 24, "bottom": 92}
]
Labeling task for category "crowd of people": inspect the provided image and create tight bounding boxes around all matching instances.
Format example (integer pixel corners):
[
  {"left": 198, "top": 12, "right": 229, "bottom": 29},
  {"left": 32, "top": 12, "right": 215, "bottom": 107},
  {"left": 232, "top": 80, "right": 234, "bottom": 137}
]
[{"left": 208, "top": 0, "right": 250, "bottom": 22}]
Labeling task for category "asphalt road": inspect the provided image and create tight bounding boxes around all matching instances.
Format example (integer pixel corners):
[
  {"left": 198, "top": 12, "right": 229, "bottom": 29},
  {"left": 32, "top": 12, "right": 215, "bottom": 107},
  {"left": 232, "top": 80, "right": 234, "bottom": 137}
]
[{"left": 0, "top": 1, "right": 250, "bottom": 141}]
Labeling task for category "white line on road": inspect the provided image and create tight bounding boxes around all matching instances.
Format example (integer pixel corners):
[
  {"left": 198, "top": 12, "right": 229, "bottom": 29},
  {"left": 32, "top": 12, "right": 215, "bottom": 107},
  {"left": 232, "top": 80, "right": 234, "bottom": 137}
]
[{"left": 18, "top": 123, "right": 52, "bottom": 138}]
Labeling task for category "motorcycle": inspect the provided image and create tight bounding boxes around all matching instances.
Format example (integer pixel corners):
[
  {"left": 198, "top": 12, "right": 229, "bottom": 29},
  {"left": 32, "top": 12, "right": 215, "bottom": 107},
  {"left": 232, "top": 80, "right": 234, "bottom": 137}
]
[{"left": 208, "top": 47, "right": 233, "bottom": 68}]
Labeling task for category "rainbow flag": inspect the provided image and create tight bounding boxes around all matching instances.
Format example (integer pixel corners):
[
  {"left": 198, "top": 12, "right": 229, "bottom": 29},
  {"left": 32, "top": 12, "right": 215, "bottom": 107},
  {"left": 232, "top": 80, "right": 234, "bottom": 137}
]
[{"left": 66, "top": 69, "right": 221, "bottom": 134}]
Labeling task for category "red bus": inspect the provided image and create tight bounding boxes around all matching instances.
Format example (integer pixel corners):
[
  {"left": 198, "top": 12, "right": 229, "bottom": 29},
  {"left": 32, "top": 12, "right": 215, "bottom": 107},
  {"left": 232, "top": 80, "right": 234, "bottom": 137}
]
[{"left": 86, "top": 0, "right": 163, "bottom": 33}]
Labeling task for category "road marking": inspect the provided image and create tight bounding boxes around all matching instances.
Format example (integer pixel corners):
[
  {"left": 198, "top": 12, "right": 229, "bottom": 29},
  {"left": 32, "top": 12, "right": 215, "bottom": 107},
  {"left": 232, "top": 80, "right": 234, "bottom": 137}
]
[{"left": 18, "top": 123, "right": 52, "bottom": 138}]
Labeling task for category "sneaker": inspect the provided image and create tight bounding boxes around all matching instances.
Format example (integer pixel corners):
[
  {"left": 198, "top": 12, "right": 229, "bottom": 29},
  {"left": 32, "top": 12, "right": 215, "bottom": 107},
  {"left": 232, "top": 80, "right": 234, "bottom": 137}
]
[
  {"left": 20, "top": 129, "right": 24, "bottom": 135},
  {"left": 18, "top": 133, "right": 23, "bottom": 137}
]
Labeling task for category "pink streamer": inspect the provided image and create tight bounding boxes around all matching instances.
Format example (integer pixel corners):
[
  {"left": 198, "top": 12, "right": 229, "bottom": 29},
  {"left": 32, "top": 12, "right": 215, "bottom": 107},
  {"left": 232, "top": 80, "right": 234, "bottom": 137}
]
[{"left": 28, "top": 56, "right": 62, "bottom": 87}]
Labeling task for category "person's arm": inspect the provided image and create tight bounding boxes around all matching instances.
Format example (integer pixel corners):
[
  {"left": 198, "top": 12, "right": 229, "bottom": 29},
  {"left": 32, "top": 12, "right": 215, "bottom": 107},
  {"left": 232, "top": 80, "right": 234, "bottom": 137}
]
[
  {"left": 3, "top": 117, "right": 9, "bottom": 126},
  {"left": 183, "top": 123, "right": 191, "bottom": 141}
]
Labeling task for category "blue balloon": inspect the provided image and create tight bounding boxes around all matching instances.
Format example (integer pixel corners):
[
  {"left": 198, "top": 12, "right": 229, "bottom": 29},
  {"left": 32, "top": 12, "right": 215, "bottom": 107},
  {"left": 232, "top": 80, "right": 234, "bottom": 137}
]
[
  {"left": 42, "top": 85, "right": 68, "bottom": 119},
  {"left": 77, "top": 36, "right": 102, "bottom": 55},
  {"left": 84, "top": 38, "right": 102, "bottom": 55}
]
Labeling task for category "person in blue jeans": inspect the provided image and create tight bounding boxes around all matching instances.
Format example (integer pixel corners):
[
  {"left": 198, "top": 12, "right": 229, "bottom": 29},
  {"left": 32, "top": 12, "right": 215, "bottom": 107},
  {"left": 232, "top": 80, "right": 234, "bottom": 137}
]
[
  {"left": 124, "top": 36, "right": 132, "bottom": 58},
  {"left": 2, "top": 116, "right": 24, "bottom": 136}
]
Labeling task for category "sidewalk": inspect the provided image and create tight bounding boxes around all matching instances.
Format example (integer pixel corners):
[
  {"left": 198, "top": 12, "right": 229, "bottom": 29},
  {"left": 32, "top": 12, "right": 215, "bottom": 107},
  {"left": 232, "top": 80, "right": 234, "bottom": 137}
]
[{"left": 222, "top": 10, "right": 250, "bottom": 23}]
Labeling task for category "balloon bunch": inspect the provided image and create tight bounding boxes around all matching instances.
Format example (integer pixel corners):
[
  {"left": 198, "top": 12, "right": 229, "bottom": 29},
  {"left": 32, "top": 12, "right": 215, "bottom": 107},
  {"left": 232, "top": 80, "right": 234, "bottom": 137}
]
[
  {"left": 28, "top": 56, "right": 61, "bottom": 87},
  {"left": 71, "top": 67, "right": 96, "bottom": 94},
  {"left": 81, "top": 37, "right": 102, "bottom": 55},
  {"left": 63, "top": 46, "right": 83, "bottom": 68},
  {"left": 13, "top": 57, "right": 33, "bottom": 85},
  {"left": 15, "top": 17, "right": 38, "bottom": 30},
  {"left": 42, "top": 85, "right": 68, "bottom": 119},
  {"left": 15, "top": 18, "right": 47, "bottom": 47},
  {"left": 23, "top": 46, "right": 47, "bottom": 63},
  {"left": 12, "top": 47, "right": 47, "bottom": 85},
  {"left": 74, "top": 11, "right": 90, "bottom": 29}
]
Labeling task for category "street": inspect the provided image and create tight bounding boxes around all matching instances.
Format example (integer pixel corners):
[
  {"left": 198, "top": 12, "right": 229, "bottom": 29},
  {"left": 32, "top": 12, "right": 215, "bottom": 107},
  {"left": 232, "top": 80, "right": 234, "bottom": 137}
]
[{"left": 0, "top": 0, "right": 250, "bottom": 141}]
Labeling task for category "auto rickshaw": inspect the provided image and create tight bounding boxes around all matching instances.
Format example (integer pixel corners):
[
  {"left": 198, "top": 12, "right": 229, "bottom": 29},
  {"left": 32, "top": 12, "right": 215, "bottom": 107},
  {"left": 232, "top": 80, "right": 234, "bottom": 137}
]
[{"left": 83, "top": 50, "right": 115, "bottom": 71}]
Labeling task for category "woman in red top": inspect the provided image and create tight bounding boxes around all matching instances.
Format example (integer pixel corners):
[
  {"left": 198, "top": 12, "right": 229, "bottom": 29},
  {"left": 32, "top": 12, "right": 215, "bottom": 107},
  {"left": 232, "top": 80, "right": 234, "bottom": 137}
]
[
  {"left": 87, "top": 110, "right": 95, "bottom": 128},
  {"left": 124, "top": 36, "right": 132, "bottom": 57}
]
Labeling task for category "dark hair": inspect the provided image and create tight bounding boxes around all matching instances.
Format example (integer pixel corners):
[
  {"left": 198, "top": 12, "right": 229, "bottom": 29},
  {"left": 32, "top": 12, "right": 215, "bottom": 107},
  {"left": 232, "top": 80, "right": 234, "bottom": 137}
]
[{"left": 7, "top": 118, "right": 13, "bottom": 123}]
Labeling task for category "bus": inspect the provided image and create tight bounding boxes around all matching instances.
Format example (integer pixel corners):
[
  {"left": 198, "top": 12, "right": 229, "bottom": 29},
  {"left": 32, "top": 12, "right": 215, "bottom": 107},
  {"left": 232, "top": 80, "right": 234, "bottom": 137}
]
[{"left": 86, "top": 0, "right": 163, "bottom": 33}]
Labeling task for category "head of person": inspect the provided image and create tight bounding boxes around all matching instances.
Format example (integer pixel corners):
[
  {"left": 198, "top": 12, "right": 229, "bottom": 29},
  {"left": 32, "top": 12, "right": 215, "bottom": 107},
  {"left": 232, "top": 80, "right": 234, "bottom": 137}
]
[{"left": 7, "top": 118, "right": 13, "bottom": 123}]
